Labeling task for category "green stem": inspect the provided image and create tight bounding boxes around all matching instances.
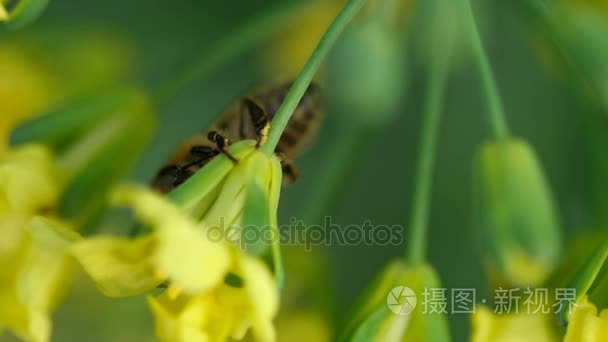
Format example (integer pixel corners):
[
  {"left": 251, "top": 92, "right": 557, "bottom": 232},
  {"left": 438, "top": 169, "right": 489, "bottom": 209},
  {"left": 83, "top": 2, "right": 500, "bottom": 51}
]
[
  {"left": 463, "top": 0, "right": 510, "bottom": 140},
  {"left": 261, "top": 0, "right": 369, "bottom": 155},
  {"left": 406, "top": 53, "right": 450, "bottom": 265},
  {"left": 153, "top": 1, "right": 308, "bottom": 106}
]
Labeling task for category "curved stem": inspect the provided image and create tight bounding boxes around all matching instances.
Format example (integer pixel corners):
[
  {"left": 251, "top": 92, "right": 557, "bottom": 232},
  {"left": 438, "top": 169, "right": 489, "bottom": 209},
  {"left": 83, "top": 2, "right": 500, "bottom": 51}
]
[
  {"left": 260, "top": 0, "right": 369, "bottom": 155},
  {"left": 463, "top": 0, "right": 510, "bottom": 139},
  {"left": 406, "top": 53, "right": 450, "bottom": 265}
]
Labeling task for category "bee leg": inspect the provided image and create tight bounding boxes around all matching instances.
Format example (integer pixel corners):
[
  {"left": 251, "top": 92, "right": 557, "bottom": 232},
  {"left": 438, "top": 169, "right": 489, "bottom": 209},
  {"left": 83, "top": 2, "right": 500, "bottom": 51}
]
[
  {"left": 175, "top": 145, "right": 220, "bottom": 172},
  {"left": 208, "top": 131, "right": 238, "bottom": 163},
  {"left": 281, "top": 161, "right": 299, "bottom": 184},
  {"left": 276, "top": 153, "right": 299, "bottom": 184},
  {"left": 242, "top": 98, "right": 271, "bottom": 147},
  {"left": 189, "top": 145, "right": 219, "bottom": 162}
]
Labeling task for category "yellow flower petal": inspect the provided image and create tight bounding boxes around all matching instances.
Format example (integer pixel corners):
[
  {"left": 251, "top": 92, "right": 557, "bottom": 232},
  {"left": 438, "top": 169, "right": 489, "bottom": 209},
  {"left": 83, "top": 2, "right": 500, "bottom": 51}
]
[
  {"left": 18, "top": 221, "right": 74, "bottom": 342},
  {"left": 0, "top": 145, "right": 65, "bottom": 342},
  {"left": 27, "top": 216, "right": 80, "bottom": 250},
  {"left": 111, "top": 184, "right": 184, "bottom": 228},
  {"left": 241, "top": 256, "right": 280, "bottom": 342},
  {"left": 146, "top": 254, "right": 279, "bottom": 342},
  {"left": 0, "top": 214, "right": 28, "bottom": 273},
  {"left": 148, "top": 295, "right": 210, "bottom": 342},
  {"left": 21, "top": 217, "right": 79, "bottom": 310},
  {"left": 471, "top": 305, "right": 557, "bottom": 342},
  {"left": 0, "top": 217, "right": 76, "bottom": 342},
  {"left": 0, "top": 144, "right": 59, "bottom": 213},
  {"left": 156, "top": 221, "right": 230, "bottom": 294},
  {"left": 112, "top": 184, "right": 230, "bottom": 294},
  {"left": 0, "top": 294, "right": 29, "bottom": 341},
  {"left": 565, "top": 296, "right": 608, "bottom": 342},
  {"left": 0, "top": 4, "right": 8, "bottom": 21},
  {"left": 71, "top": 235, "right": 161, "bottom": 297}
]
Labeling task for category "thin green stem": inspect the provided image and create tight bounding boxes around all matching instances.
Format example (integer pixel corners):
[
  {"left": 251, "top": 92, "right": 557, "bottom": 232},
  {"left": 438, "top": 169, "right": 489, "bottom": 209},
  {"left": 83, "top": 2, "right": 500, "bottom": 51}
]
[
  {"left": 260, "top": 0, "right": 369, "bottom": 155},
  {"left": 153, "top": 1, "right": 308, "bottom": 106},
  {"left": 406, "top": 54, "right": 450, "bottom": 266},
  {"left": 463, "top": 0, "right": 510, "bottom": 140}
]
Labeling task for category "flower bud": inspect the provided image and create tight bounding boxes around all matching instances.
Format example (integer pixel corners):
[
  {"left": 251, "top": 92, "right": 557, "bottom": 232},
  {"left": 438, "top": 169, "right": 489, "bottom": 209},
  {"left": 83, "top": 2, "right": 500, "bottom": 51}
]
[
  {"left": 339, "top": 261, "right": 450, "bottom": 341},
  {"left": 473, "top": 138, "right": 562, "bottom": 286},
  {"left": 324, "top": 17, "right": 407, "bottom": 128},
  {"left": 414, "top": 0, "right": 468, "bottom": 67}
]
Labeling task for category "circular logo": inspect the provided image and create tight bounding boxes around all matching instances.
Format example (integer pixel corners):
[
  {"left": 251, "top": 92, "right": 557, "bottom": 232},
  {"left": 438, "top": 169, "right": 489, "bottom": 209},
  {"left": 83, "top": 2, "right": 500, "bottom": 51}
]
[{"left": 387, "top": 286, "right": 417, "bottom": 316}]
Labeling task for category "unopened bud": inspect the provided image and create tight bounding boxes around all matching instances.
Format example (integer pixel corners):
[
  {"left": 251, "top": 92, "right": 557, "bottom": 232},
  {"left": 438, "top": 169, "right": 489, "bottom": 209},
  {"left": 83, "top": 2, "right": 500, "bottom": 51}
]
[
  {"left": 339, "top": 261, "right": 450, "bottom": 341},
  {"left": 325, "top": 17, "right": 407, "bottom": 128},
  {"left": 473, "top": 138, "right": 562, "bottom": 286}
]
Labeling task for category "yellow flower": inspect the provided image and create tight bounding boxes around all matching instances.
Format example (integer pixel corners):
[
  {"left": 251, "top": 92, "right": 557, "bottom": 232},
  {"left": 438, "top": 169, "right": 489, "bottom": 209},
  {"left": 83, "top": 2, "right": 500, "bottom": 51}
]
[
  {"left": 0, "top": 145, "right": 76, "bottom": 342},
  {"left": 471, "top": 305, "right": 558, "bottom": 342},
  {"left": 1, "top": 84, "right": 155, "bottom": 341},
  {"left": 148, "top": 255, "right": 279, "bottom": 342},
  {"left": 0, "top": 4, "right": 8, "bottom": 20},
  {"left": 0, "top": 145, "right": 59, "bottom": 212},
  {"left": 564, "top": 296, "right": 608, "bottom": 341},
  {"left": 71, "top": 184, "right": 231, "bottom": 297},
  {"left": 71, "top": 141, "right": 283, "bottom": 340}
]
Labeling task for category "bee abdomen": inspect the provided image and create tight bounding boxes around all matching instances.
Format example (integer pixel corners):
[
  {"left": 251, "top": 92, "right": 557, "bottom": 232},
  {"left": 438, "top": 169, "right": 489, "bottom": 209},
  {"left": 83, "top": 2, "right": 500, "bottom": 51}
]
[
  {"left": 153, "top": 142, "right": 219, "bottom": 193},
  {"left": 153, "top": 165, "right": 193, "bottom": 193}
]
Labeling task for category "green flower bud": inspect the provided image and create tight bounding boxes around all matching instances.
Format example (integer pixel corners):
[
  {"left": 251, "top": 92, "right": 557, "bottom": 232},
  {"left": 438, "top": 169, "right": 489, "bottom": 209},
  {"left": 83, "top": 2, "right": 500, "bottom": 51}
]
[
  {"left": 414, "top": 0, "right": 468, "bottom": 67},
  {"left": 473, "top": 138, "right": 562, "bottom": 286},
  {"left": 339, "top": 261, "right": 450, "bottom": 342},
  {"left": 324, "top": 17, "right": 407, "bottom": 128}
]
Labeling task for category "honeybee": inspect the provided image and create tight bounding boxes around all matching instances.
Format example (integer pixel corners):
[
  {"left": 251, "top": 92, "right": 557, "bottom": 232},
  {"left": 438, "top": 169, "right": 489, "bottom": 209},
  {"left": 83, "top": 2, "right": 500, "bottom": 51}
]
[{"left": 152, "top": 82, "right": 322, "bottom": 193}]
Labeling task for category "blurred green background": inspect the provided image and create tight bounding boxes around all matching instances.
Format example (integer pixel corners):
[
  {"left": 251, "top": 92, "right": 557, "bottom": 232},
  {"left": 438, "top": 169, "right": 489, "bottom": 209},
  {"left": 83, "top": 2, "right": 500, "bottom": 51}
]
[{"left": 2, "top": 0, "right": 607, "bottom": 341}]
